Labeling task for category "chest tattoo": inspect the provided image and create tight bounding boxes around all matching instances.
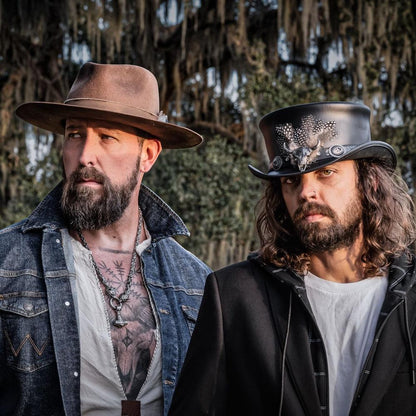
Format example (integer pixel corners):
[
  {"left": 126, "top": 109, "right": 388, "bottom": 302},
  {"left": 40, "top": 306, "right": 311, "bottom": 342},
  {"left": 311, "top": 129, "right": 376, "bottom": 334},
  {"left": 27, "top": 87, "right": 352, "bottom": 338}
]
[{"left": 94, "top": 251, "right": 157, "bottom": 400}]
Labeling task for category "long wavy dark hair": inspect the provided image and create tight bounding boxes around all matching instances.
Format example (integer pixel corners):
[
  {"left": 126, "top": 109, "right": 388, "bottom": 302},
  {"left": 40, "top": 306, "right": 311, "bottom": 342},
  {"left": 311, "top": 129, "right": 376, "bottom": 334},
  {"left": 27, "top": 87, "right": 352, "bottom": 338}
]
[{"left": 256, "top": 159, "right": 416, "bottom": 277}]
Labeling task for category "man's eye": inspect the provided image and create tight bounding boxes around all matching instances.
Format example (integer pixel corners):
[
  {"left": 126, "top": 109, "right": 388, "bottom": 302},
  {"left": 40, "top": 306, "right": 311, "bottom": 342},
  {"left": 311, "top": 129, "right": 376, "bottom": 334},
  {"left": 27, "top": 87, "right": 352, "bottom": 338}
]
[
  {"left": 66, "top": 132, "right": 81, "bottom": 140},
  {"left": 321, "top": 169, "right": 334, "bottom": 176},
  {"left": 102, "top": 134, "right": 116, "bottom": 141},
  {"left": 281, "top": 177, "right": 297, "bottom": 185}
]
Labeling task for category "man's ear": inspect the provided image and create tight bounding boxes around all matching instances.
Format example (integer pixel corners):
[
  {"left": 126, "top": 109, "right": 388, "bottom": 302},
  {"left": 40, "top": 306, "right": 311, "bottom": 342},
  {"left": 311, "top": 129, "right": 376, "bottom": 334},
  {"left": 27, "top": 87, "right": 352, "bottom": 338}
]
[{"left": 140, "top": 139, "right": 162, "bottom": 173}]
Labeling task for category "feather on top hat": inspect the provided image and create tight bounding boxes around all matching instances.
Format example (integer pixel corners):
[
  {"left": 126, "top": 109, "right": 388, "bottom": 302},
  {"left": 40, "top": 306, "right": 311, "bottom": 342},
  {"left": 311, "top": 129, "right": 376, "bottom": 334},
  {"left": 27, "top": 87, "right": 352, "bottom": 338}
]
[
  {"left": 15, "top": 62, "right": 203, "bottom": 149},
  {"left": 249, "top": 101, "right": 396, "bottom": 179}
]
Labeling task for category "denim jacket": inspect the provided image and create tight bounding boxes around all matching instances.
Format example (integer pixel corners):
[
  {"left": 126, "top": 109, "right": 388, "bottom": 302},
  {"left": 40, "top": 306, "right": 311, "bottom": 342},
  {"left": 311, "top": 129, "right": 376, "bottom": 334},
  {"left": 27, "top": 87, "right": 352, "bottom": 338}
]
[{"left": 0, "top": 183, "right": 211, "bottom": 416}]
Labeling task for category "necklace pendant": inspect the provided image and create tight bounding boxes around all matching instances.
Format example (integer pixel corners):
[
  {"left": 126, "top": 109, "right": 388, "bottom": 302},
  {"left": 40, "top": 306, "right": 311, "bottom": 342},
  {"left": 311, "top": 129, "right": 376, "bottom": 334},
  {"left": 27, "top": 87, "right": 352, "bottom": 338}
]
[{"left": 113, "top": 310, "right": 128, "bottom": 328}]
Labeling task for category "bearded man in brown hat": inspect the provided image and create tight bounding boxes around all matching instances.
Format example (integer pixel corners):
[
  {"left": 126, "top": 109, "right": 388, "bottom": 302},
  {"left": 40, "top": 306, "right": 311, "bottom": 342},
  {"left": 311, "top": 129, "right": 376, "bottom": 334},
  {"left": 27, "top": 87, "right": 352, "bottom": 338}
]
[
  {"left": 0, "top": 62, "right": 211, "bottom": 416},
  {"left": 169, "top": 102, "right": 416, "bottom": 416}
]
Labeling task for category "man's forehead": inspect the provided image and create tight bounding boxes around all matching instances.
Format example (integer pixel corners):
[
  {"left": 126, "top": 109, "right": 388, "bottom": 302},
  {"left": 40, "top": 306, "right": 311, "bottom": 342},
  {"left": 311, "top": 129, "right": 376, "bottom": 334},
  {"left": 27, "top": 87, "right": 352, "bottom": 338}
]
[
  {"left": 313, "top": 159, "right": 356, "bottom": 171},
  {"left": 65, "top": 118, "right": 142, "bottom": 136},
  {"left": 280, "top": 159, "right": 357, "bottom": 179}
]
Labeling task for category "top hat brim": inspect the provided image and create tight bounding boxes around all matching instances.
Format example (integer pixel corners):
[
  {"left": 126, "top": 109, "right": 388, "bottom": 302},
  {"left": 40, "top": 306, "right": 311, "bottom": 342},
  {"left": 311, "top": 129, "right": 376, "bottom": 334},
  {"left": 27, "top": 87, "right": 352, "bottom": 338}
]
[
  {"left": 248, "top": 140, "right": 397, "bottom": 180},
  {"left": 15, "top": 102, "right": 203, "bottom": 149}
]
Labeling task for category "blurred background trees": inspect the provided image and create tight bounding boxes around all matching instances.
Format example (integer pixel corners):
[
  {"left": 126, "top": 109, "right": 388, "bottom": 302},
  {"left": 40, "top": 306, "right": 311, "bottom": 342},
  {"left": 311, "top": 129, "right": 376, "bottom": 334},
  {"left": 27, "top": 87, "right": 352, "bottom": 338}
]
[{"left": 1, "top": 0, "right": 415, "bottom": 269}]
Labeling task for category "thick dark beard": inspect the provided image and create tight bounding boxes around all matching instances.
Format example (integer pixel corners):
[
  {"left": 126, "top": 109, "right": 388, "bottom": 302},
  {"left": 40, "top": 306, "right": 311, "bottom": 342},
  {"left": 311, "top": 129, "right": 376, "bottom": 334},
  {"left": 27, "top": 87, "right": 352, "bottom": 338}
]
[
  {"left": 293, "top": 196, "right": 362, "bottom": 253},
  {"left": 61, "top": 159, "right": 140, "bottom": 231}
]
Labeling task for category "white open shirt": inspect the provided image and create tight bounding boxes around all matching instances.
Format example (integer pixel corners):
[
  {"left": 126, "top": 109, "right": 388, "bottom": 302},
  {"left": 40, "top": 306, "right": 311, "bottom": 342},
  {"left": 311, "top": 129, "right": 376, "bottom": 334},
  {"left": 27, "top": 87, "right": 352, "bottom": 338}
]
[{"left": 70, "top": 231, "right": 163, "bottom": 416}]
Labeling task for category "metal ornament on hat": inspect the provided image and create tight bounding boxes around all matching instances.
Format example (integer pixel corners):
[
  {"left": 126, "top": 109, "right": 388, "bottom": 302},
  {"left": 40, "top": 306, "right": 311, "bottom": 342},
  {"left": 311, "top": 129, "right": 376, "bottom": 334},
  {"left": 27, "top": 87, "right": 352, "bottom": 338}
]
[
  {"left": 275, "top": 114, "right": 338, "bottom": 172},
  {"left": 157, "top": 111, "right": 168, "bottom": 122}
]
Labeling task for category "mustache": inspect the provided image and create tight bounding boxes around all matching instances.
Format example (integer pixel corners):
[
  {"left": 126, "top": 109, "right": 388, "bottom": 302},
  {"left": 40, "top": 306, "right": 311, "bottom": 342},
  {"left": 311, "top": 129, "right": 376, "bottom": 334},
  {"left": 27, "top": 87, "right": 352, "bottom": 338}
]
[
  {"left": 67, "top": 166, "right": 107, "bottom": 185},
  {"left": 293, "top": 202, "right": 336, "bottom": 222}
]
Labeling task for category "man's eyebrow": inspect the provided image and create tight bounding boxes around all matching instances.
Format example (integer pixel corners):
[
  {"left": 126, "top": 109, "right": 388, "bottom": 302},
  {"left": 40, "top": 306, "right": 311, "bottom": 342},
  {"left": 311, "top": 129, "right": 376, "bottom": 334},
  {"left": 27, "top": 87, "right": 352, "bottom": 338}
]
[
  {"left": 65, "top": 124, "right": 84, "bottom": 130},
  {"left": 317, "top": 163, "right": 337, "bottom": 170},
  {"left": 98, "top": 128, "right": 124, "bottom": 134},
  {"left": 66, "top": 124, "right": 125, "bottom": 133}
]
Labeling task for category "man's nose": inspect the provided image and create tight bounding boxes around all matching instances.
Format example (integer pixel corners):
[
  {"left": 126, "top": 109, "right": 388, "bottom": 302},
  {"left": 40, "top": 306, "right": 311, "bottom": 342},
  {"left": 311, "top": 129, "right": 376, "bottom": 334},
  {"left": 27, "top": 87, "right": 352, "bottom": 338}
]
[
  {"left": 79, "top": 133, "right": 99, "bottom": 167},
  {"left": 298, "top": 175, "right": 318, "bottom": 201}
]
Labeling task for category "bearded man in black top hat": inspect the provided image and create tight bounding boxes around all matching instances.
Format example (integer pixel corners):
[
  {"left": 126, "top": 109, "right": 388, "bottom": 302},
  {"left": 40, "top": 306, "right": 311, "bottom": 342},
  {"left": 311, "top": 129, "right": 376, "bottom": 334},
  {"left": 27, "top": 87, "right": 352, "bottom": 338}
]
[{"left": 169, "top": 102, "right": 416, "bottom": 416}]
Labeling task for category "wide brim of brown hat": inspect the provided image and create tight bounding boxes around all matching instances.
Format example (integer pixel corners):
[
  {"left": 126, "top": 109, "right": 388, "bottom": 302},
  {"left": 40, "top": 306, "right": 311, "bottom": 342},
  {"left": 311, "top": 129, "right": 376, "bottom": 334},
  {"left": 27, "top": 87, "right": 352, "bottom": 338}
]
[
  {"left": 15, "top": 102, "right": 203, "bottom": 149},
  {"left": 248, "top": 141, "right": 397, "bottom": 180}
]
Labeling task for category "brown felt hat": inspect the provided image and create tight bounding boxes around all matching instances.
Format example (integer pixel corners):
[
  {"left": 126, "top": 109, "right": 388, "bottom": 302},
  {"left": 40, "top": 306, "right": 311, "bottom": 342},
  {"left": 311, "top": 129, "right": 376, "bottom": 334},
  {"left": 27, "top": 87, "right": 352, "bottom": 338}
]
[
  {"left": 15, "top": 62, "right": 203, "bottom": 149},
  {"left": 249, "top": 101, "right": 397, "bottom": 179}
]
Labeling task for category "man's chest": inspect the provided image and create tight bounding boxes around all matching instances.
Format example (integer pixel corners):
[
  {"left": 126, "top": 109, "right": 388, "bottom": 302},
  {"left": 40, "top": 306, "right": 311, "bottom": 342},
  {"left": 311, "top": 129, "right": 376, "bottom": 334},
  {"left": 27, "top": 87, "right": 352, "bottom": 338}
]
[
  {"left": 71, "top": 240, "right": 158, "bottom": 400},
  {"left": 93, "top": 250, "right": 157, "bottom": 398}
]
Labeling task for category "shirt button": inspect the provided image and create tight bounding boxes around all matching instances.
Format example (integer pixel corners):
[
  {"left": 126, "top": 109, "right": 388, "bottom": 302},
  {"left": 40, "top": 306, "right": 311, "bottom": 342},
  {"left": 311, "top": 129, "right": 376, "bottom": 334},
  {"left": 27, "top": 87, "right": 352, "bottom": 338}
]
[
  {"left": 74, "top": 372, "right": 79, "bottom": 377},
  {"left": 65, "top": 301, "right": 70, "bottom": 306},
  {"left": 56, "top": 239, "right": 61, "bottom": 244}
]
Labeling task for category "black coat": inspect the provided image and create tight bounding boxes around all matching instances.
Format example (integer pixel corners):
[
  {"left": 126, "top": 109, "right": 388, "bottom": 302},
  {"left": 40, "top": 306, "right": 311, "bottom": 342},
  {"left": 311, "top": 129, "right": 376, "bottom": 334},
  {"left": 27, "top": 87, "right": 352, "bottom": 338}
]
[{"left": 168, "top": 253, "right": 416, "bottom": 416}]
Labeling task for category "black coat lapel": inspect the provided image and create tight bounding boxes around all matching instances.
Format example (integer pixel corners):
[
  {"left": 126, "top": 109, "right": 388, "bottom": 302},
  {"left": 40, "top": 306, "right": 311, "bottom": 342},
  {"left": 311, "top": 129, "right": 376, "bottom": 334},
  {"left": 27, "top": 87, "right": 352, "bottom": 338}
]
[{"left": 265, "top": 274, "right": 324, "bottom": 415}]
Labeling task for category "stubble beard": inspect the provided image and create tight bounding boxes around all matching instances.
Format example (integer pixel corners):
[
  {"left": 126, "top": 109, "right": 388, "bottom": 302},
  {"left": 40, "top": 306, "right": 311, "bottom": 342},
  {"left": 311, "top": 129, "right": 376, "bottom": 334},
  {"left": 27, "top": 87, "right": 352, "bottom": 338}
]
[
  {"left": 61, "top": 158, "right": 140, "bottom": 231},
  {"left": 292, "top": 194, "right": 363, "bottom": 253}
]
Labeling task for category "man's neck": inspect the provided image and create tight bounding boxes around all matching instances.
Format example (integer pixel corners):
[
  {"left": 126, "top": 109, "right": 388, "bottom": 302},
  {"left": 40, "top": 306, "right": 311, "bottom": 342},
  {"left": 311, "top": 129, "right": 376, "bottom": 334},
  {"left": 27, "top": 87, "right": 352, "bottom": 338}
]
[
  {"left": 71, "top": 200, "right": 143, "bottom": 252},
  {"left": 309, "top": 239, "right": 365, "bottom": 283}
]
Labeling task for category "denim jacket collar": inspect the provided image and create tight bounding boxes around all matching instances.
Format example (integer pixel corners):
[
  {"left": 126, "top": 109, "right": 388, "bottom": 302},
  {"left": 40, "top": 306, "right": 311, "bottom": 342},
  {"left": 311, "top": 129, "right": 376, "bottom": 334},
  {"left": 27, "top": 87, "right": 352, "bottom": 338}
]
[
  {"left": 21, "top": 181, "right": 190, "bottom": 240},
  {"left": 139, "top": 184, "right": 190, "bottom": 241}
]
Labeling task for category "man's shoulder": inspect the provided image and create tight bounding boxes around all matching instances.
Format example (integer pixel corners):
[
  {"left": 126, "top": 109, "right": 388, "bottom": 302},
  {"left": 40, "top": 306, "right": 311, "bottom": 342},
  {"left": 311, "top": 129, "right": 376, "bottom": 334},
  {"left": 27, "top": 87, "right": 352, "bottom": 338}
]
[
  {"left": 212, "top": 254, "right": 299, "bottom": 289},
  {"left": 143, "top": 237, "right": 211, "bottom": 291},
  {"left": 0, "top": 212, "right": 45, "bottom": 238},
  {"left": 1, "top": 184, "right": 66, "bottom": 235},
  {"left": 215, "top": 258, "right": 257, "bottom": 275},
  {"left": 388, "top": 251, "right": 416, "bottom": 292},
  {"left": 205, "top": 259, "right": 279, "bottom": 304},
  {"left": 0, "top": 184, "right": 66, "bottom": 252},
  {"left": 215, "top": 253, "right": 286, "bottom": 276},
  {"left": 212, "top": 257, "right": 267, "bottom": 285},
  {"left": 0, "top": 218, "right": 45, "bottom": 274},
  {"left": 153, "top": 236, "right": 210, "bottom": 269},
  {"left": 0, "top": 218, "right": 25, "bottom": 234}
]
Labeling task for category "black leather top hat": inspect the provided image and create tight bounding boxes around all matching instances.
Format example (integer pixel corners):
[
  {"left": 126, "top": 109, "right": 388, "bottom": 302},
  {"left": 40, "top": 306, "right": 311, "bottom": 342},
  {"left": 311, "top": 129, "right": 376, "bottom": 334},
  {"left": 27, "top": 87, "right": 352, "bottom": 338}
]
[{"left": 249, "top": 102, "right": 396, "bottom": 179}]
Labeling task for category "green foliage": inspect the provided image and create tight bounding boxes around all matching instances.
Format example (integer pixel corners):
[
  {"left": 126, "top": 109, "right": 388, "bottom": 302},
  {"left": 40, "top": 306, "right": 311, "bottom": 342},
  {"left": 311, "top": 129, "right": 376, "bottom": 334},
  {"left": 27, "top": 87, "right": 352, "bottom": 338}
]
[
  {"left": 1, "top": 0, "right": 414, "bottom": 267},
  {"left": 381, "top": 123, "right": 416, "bottom": 195},
  {"left": 0, "top": 134, "right": 62, "bottom": 228},
  {"left": 143, "top": 135, "right": 262, "bottom": 266},
  {"left": 243, "top": 70, "right": 326, "bottom": 117}
]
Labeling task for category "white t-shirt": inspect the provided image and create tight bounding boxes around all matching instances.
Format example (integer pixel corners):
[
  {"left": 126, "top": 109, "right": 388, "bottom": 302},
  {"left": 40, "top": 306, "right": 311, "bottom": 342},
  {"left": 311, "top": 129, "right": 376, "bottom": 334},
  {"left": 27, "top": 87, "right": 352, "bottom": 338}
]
[{"left": 304, "top": 272, "right": 387, "bottom": 416}]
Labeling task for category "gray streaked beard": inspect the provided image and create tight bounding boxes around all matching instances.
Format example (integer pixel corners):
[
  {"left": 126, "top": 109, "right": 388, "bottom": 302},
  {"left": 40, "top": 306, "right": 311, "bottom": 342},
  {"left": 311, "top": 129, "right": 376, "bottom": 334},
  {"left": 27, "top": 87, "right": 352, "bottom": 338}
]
[{"left": 61, "top": 160, "right": 140, "bottom": 231}]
